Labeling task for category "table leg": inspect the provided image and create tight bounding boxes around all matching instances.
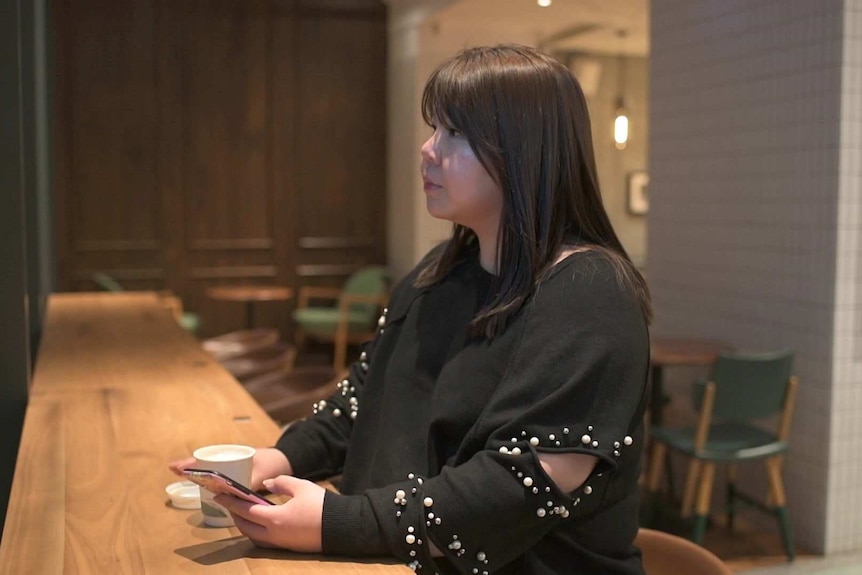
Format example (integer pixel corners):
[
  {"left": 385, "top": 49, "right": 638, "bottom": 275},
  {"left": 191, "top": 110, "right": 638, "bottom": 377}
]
[
  {"left": 648, "top": 364, "right": 675, "bottom": 501},
  {"left": 650, "top": 364, "right": 665, "bottom": 426}
]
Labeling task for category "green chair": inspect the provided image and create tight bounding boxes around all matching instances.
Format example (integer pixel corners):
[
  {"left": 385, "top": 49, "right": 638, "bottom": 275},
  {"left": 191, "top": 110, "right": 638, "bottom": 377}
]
[
  {"left": 292, "top": 266, "right": 389, "bottom": 371},
  {"left": 644, "top": 350, "right": 798, "bottom": 560},
  {"left": 91, "top": 272, "right": 202, "bottom": 335}
]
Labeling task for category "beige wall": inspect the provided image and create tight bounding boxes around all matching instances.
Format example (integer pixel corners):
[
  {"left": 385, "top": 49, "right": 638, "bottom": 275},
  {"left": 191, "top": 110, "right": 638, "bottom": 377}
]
[
  {"left": 385, "top": 1, "right": 453, "bottom": 281},
  {"left": 582, "top": 53, "right": 649, "bottom": 267}
]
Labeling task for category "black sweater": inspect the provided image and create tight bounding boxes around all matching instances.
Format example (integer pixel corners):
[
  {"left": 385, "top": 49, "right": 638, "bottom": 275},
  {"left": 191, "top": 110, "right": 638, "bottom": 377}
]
[{"left": 276, "top": 248, "right": 649, "bottom": 574}]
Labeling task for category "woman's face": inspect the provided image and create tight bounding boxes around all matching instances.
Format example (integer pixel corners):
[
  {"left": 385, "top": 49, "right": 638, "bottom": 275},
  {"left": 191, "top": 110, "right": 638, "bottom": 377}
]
[{"left": 420, "top": 121, "right": 503, "bottom": 238}]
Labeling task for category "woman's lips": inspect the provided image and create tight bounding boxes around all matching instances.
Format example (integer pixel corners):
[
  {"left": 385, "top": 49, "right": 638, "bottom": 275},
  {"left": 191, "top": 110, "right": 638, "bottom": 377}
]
[{"left": 423, "top": 179, "right": 441, "bottom": 192}]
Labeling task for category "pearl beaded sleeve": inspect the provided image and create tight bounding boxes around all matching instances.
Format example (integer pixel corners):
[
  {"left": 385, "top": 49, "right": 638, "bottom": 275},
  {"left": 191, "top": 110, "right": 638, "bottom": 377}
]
[{"left": 321, "top": 255, "right": 649, "bottom": 573}]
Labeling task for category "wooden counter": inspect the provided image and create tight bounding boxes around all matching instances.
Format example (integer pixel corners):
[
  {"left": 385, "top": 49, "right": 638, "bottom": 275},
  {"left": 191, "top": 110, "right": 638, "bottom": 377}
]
[{"left": 0, "top": 292, "right": 407, "bottom": 574}]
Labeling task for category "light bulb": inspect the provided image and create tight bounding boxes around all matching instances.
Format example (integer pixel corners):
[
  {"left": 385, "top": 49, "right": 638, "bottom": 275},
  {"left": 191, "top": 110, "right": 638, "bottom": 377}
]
[
  {"left": 537, "top": 0, "right": 552, "bottom": 7},
  {"left": 614, "top": 111, "right": 628, "bottom": 150}
]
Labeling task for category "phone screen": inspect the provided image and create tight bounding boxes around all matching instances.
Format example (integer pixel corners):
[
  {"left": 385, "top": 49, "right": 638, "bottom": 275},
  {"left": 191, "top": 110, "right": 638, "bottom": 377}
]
[{"left": 183, "top": 469, "right": 275, "bottom": 506}]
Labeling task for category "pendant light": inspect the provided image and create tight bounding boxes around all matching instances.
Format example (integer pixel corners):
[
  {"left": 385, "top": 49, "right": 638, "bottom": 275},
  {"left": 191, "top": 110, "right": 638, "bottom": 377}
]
[{"left": 614, "top": 29, "right": 629, "bottom": 150}]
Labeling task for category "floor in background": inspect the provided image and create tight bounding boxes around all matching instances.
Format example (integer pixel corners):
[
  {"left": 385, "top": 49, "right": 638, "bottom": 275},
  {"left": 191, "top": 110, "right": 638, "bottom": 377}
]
[{"left": 654, "top": 509, "right": 862, "bottom": 574}]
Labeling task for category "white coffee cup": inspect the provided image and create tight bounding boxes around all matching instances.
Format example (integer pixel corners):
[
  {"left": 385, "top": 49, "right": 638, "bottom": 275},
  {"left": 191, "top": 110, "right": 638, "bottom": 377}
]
[{"left": 192, "top": 444, "right": 256, "bottom": 527}]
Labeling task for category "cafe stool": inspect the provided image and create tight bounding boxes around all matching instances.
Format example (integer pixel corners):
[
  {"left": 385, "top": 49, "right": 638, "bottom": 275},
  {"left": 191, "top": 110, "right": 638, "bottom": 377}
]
[
  {"left": 201, "top": 328, "right": 280, "bottom": 361},
  {"left": 217, "top": 341, "right": 296, "bottom": 382},
  {"left": 242, "top": 365, "right": 343, "bottom": 425}
]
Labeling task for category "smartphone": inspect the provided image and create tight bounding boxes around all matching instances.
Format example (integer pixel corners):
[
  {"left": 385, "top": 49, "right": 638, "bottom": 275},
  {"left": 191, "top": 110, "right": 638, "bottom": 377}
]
[{"left": 182, "top": 468, "right": 275, "bottom": 506}]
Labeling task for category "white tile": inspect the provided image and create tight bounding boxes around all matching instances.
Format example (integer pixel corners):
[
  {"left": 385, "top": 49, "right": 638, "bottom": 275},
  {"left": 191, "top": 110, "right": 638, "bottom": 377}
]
[{"left": 650, "top": 0, "right": 860, "bottom": 554}]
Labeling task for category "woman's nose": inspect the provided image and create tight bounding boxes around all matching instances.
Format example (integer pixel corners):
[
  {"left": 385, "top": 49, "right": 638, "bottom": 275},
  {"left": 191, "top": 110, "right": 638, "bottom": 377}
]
[{"left": 420, "top": 134, "right": 438, "bottom": 163}]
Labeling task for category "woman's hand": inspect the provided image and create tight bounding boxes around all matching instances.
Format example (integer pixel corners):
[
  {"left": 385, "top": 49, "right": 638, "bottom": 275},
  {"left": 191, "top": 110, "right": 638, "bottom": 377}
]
[
  {"left": 168, "top": 456, "right": 196, "bottom": 476},
  {"left": 214, "top": 475, "right": 325, "bottom": 552},
  {"left": 248, "top": 448, "right": 292, "bottom": 490}
]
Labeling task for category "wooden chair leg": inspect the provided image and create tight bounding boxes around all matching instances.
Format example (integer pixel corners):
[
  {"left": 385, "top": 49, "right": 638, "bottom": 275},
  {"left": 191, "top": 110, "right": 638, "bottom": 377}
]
[
  {"left": 663, "top": 451, "right": 676, "bottom": 501},
  {"left": 333, "top": 324, "right": 348, "bottom": 372},
  {"left": 681, "top": 459, "right": 702, "bottom": 518},
  {"left": 692, "top": 462, "right": 715, "bottom": 544},
  {"left": 765, "top": 457, "right": 795, "bottom": 561},
  {"left": 726, "top": 464, "right": 738, "bottom": 530},
  {"left": 765, "top": 455, "right": 783, "bottom": 507}
]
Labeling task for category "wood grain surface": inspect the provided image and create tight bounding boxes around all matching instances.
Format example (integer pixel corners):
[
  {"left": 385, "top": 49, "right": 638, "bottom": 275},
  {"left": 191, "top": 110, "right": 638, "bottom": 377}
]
[{"left": 0, "top": 292, "right": 407, "bottom": 574}]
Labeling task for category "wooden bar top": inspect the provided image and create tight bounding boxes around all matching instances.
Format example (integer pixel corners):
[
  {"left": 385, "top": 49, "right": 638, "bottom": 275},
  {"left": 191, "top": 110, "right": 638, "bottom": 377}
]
[{"left": 0, "top": 292, "right": 407, "bottom": 574}]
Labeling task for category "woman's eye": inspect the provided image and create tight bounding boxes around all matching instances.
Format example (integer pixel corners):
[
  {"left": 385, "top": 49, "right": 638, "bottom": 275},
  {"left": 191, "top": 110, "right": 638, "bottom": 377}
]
[{"left": 447, "top": 127, "right": 461, "bottom": 137}]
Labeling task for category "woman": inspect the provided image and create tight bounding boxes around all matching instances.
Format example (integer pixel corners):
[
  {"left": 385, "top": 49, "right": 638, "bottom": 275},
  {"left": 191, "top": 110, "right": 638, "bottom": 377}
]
[{"left": 172, "top": 44, "right": 651, "bottom": 574}]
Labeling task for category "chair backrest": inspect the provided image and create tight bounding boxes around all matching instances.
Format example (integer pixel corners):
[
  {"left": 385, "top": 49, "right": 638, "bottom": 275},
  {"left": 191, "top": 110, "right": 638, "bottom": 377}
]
[
  {"left": 636, "top": 528, "right": 731, "bottom": 575},
  {"left": 694, "top": 350, "right": 794, "bottom": 421},
  {"left": 339, "top": 266, "right": 389, "bottom": 319}
]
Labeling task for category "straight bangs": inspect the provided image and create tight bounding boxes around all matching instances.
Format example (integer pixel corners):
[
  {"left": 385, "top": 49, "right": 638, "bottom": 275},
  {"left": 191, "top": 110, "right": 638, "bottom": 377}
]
[{"left": 421, "top": 60, "right": 473, "bottom": 134}]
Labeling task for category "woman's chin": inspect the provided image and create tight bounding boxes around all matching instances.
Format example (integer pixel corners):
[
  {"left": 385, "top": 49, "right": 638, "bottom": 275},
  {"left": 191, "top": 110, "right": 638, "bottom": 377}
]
[{"left": 424, "top": 200, "right": 449, "bottom": 222}]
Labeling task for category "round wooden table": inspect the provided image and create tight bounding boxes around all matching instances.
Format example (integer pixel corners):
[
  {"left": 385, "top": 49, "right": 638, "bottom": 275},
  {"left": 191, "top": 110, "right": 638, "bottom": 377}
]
[
  {"left": 206, "top": 285, "right": 293, "bottom": 328},
  {"left": 646, "top": 337, "right": 734, "bottom": 502},
  {"left": 649, "top": 337, "right": 733, "bottom": 425}
]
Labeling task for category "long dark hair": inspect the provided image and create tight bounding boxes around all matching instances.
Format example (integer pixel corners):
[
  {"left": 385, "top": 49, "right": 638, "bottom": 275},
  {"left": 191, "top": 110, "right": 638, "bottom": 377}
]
[{"left": 416, "top": 44, "right": 651, "bottom": 337}]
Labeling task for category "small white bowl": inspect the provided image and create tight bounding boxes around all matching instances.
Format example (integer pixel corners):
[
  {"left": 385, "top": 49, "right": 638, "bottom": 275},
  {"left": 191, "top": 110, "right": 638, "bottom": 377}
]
[{"left": 166, "top": 480, "right": 201, "bottom": 509}]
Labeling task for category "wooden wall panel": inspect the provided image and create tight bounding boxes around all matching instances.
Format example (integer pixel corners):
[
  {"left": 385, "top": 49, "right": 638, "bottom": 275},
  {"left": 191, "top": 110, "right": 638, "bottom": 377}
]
[
  {"left": 60, "top": 0, "right": 163, "bottom": 291},
  {"left": 181, "top": 0, "right": 271, "bottom": 248},
  {"left": 55, "top": 0, "right": 387, "bottom": 338},
  {"left": 294, "top": 10, "right": 386, "bottom": 285}
]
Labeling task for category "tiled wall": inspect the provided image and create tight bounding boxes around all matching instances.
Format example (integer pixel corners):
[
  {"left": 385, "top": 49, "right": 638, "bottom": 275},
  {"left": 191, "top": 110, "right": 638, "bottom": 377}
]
[
  {"left": 649, "top": 0, "right": 854, "bottom": 553},
  {"left": 830, "top": 0, "right": 862, "bottom": 554}
]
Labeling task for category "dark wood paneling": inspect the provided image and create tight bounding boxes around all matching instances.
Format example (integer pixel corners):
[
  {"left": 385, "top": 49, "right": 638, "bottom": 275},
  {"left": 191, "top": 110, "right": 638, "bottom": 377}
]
[
  {"left": 181, "top": 0, "right": 271, "bottom": 247},
  {"left": 56, "top": 0, "right": 165, "bottom": 293},
  {"left": 65, "top": 0, "right": 162, "bottom": 246},
  {"left": 55, "top": 0, "right": 387, "bottom": 338},
  {"left": 294, "top": 10, "right": 386, "bottom": 281}
]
